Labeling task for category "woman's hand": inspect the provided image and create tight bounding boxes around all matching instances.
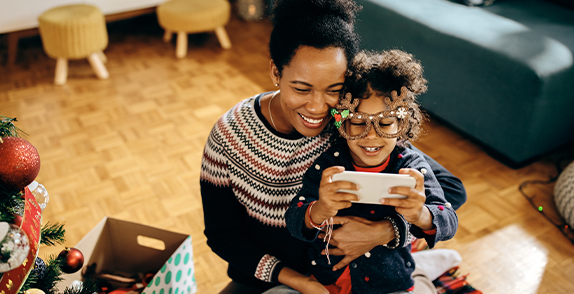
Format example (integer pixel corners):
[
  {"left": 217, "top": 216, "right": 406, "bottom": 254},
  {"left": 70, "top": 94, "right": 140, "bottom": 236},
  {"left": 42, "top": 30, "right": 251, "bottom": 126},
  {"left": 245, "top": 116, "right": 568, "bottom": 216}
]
[
  {"left": 318, "top": 216, "right": 395, "bottom": 271},
  {"left": 382, "top": 168, "right": 433, "bottom": 230},
  {"left": 277, "top": 267, "right": 328, "bottom": 294},
  {"left": 309, "top": 166, "right": 359, "bottom": 227}
]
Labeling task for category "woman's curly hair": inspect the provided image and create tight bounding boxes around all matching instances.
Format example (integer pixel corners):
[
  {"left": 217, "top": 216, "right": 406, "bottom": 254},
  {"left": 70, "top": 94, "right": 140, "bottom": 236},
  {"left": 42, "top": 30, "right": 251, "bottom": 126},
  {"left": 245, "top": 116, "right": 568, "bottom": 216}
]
[
  {"left": 344, "top": 49, "right": 429, "bottom": 145},
  {"left": 269, "top": 0, "right": 362, "bottom": 75}
]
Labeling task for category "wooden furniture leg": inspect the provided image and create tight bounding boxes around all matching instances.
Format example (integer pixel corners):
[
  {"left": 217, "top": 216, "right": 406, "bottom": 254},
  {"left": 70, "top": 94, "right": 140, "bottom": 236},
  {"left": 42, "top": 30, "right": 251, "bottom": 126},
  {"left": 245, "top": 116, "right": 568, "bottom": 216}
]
[
  {"left": 215, "top": 26, "right": 231, "bottom": 50},
  {"left": 97, "top": 51, "right": 107, "bottom": 63},
  {"left": 163, "top": 30, "right": 172, "bottom": 42},
  {"left": 54, "top": 58, "right": 68, "bottom": 85},
  {"left": 176, "top": 31, "right": 187, "bottom": 58},
  {"left": 87, "top": 52, "right": 109, "bottom": 79}
]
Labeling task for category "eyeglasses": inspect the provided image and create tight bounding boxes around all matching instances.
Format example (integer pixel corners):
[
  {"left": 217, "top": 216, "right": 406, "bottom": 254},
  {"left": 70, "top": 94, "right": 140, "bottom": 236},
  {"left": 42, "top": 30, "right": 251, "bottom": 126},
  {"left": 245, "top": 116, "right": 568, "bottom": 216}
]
[
  {"left": 332, "top": 87, "right": 412, "bottom": 140},
  {"left": 332, "top": 108, "right": 411, "bottom": 139}
]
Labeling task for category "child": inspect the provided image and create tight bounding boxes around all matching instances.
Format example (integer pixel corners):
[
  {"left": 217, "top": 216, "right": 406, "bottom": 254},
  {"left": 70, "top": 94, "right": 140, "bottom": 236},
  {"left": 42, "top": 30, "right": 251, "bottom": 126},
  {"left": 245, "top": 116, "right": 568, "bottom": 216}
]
[{"left": 285, "top": 50, "right": 458, "bottom": 294}]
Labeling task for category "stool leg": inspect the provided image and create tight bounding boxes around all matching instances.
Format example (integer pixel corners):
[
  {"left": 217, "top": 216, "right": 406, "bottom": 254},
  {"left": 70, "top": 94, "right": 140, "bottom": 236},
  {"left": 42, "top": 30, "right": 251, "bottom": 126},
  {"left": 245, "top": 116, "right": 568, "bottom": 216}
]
[
  {"left": 98, "top": 51, "right": 107, "bottom": 63},
  {"left": 176, "top": 31, "right": 187, "bottom": 58},
  {"left": 54, "top": 58, "right": 68, "bottom": 86},
  {"left": 87, "top": 52, "right": 109, "bottom": 79},
  {"left": 215, "top": 26, "right": 232, "bottom": 50},
  {"left": 163, "top": 30, "right": 172, "bottom": 43}
]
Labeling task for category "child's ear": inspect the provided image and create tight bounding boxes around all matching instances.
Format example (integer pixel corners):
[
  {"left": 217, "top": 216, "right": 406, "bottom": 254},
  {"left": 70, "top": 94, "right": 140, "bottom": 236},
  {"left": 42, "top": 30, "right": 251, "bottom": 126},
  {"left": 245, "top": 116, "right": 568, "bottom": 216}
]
[{"left": 269, "top": 61, "right": 280, "bottom": 85}]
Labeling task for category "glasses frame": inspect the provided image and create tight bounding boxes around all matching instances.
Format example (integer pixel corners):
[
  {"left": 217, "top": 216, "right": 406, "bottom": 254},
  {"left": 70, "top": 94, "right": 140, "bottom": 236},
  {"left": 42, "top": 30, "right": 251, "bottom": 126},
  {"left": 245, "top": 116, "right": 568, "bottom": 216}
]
[
  {"left": 337, "top": 109, "right": 411, "bottom": 140},
  {"left": 332, "top": 87, "right": 413, "bottom": 140}
]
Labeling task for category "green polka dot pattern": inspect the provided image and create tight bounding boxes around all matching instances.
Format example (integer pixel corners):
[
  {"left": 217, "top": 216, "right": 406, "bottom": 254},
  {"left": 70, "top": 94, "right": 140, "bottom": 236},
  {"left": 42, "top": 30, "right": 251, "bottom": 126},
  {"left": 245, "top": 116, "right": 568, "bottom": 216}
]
[{"left": 143, "top": 236, "right": 196, "bottom": 294}]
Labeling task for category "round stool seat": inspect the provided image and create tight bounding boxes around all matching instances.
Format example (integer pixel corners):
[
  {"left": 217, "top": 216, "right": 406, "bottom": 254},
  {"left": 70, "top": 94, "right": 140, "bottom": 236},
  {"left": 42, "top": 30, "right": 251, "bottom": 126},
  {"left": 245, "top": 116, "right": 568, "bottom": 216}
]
[
  {"left": 554, "top": 161, "right": 574, "bottom": 229},
  {"left": 38, "top": 4, "right": 108, "bottom": 59},
  {"left": 157, "top": 0, "right": 230, "bottom": 33}
]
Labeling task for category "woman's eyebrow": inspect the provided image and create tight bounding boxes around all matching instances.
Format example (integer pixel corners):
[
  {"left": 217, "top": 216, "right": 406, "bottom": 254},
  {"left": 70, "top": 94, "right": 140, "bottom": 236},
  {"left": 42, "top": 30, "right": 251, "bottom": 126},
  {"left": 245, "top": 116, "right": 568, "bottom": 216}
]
[
  {"left": 288, "top": 81, "right": 344, "bottom": 88},
  {"left": 289, "top": 81, "right": 312, "bottom": 86}
]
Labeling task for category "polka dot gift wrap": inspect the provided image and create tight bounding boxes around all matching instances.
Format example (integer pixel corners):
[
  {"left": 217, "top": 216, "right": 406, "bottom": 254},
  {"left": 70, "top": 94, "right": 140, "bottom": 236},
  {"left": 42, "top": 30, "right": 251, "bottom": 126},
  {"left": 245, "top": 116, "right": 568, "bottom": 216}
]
[{"left": 143, "top": 236, "right": 197, "bottom": 294}]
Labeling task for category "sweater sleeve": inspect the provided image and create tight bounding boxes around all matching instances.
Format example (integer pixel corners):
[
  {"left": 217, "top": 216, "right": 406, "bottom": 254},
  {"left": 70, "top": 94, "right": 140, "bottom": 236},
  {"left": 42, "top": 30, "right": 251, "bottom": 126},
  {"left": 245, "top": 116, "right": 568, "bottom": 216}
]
[
  {"left": 200, "top": 123, "right": 285, "bottom": 284},
  {"left": 285, "top": 154, "right": 324, "bottom": 242},
  {"left": 401, "top": 152, "right": 458, "bottom": 248},
  {"left": 409, "top": 144, "right": 467, "bottom": 210}
]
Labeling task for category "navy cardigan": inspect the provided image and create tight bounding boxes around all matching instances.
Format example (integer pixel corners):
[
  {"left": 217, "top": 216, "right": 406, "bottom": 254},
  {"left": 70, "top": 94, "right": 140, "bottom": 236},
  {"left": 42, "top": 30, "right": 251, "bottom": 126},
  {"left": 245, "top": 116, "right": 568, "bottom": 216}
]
[{"left": 285, "top": 143, "right": 458, "bottom": 294}]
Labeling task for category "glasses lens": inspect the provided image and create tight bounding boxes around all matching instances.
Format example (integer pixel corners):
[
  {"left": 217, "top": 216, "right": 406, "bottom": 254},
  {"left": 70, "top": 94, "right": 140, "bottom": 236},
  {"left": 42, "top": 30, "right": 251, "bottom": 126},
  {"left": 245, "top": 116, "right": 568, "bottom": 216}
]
[
  {"left": 343, "top": 119, "right": 368, "bottom": 137},
  {"left": 377, "top": 117, "right": 397, "bottom": 132}
]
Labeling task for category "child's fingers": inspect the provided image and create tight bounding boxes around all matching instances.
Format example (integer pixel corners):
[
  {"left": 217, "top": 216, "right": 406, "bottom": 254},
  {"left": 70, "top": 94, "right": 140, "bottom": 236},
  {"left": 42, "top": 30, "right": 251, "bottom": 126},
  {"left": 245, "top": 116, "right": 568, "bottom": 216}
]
[
  {"left": 387, "top": 186, "right": 417, "bottom": 198},
  {"left": 321, "top": 166, "right": 360, "bottom": 202},
  {"left": 379, "top": 196, "right": 408, "bottom": 207},
  {"left": 398, "top": 168, "right": 424, "bottom": 191},
  {"left": 328, "top": 184, "right": 360, "bottom": 202},
  {"left": 325, "top": 167, "right": 359, "bottom": 190},
  {"left": 381, "top": 187, "right": 426, "bottom": 208},
  {"left": 321, "top": 166, "right": 346, "bottom": 183}
]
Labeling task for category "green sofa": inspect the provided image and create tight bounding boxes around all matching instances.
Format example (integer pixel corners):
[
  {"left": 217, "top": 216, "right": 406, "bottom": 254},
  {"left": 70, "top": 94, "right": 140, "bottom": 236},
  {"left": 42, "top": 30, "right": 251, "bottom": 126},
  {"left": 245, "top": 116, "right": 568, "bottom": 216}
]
[{"left": 356, "top": 0, "right": 574, "bottom": 167}]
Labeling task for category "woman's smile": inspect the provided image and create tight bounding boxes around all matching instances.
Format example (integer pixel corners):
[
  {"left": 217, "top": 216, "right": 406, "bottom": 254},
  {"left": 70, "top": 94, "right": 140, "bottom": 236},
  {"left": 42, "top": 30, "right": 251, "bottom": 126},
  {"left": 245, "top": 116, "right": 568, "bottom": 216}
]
[{"left": 299, "top": 113, "right": 325, "bottom": 127}]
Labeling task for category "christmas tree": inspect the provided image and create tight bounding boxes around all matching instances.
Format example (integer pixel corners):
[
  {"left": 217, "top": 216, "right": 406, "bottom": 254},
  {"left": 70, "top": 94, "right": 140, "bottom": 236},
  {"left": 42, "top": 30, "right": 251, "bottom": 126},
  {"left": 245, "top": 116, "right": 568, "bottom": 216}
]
[{"left": 0, "top": 116, "right": 98, "bottom": 294}]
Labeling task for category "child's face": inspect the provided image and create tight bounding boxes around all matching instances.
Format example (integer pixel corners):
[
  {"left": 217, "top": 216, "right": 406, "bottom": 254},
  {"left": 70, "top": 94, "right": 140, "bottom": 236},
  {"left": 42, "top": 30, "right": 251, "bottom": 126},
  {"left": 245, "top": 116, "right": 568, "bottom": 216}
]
[{"left": 346, "top": 93, "right": 398, "bottom": 168}]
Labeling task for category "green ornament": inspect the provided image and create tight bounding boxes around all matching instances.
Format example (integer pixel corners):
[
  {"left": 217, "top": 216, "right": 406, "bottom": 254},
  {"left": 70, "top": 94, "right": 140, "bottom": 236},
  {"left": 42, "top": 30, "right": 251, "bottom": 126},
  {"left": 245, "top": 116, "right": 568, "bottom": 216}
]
[{"left": 341, "top": 110, "right": 349, "bottom": 118}]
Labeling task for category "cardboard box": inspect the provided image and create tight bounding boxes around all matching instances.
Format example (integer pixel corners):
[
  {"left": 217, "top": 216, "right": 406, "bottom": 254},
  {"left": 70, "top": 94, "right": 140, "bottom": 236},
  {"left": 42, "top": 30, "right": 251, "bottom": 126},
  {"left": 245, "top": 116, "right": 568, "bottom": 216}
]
[{"left": 58, "top": 217, "right": 197, "bottom": 294}]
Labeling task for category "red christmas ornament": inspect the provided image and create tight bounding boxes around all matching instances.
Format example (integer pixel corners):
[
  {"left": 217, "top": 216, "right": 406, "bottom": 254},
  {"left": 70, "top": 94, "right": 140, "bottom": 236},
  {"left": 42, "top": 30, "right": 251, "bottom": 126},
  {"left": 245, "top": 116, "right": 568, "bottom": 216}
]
[
  {"left": 12, "top": 215, "right": 23, "bottom": 227},
  {"left": 58, "top": 247, "right": 84, "bottom": 274},
  {"left": 0, "top": 137, "right": 41, "bottom": 192}
]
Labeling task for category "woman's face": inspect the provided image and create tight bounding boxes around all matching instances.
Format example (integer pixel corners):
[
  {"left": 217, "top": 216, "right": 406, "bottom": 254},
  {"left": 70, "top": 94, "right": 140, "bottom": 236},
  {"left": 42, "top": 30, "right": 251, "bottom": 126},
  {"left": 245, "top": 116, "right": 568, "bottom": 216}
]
[
  {"left": 270, "top": 46, "right": 347, "bottom": 137},
  {"left": 347, "top": 93, "right": 398, "bottom": 168}
]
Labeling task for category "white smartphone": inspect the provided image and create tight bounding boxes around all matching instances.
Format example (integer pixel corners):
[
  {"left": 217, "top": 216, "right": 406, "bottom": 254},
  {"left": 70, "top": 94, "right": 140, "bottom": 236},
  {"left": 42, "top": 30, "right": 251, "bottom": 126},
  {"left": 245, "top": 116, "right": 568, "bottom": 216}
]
[{"left": 331, "top": 171, "right": 416, "bottom": 204}]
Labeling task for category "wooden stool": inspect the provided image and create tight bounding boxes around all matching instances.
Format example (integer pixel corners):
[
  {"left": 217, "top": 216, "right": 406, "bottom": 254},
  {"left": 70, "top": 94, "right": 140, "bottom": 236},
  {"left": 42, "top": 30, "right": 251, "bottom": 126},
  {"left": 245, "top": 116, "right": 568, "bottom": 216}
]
[
  {"left": 157, "top": 0, "right": 232, "bottom": 59},
  {"left": 38, "top": 4, "right": 109, "bottom": 85}
]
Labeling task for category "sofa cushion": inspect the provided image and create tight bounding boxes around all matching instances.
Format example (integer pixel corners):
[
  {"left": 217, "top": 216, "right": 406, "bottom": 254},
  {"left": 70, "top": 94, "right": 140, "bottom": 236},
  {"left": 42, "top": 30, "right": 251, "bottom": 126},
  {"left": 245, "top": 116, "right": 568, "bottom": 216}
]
[{"left": 356, "top": 0, "right": 574, "bottom": 166}]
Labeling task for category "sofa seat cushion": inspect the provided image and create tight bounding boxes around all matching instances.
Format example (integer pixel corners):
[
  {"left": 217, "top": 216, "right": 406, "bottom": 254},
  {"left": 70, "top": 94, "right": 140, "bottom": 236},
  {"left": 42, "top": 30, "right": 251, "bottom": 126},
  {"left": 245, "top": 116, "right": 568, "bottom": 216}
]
[{"left": 356, "top": 0, "right": 574, "bottom": 166}]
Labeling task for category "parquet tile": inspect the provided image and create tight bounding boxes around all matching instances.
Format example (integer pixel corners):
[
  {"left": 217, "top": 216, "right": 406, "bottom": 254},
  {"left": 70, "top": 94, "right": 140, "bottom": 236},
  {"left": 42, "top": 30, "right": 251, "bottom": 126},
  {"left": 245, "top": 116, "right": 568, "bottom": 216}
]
[{"left": 1, "top": 11, "right": 573, "bottom": 294}]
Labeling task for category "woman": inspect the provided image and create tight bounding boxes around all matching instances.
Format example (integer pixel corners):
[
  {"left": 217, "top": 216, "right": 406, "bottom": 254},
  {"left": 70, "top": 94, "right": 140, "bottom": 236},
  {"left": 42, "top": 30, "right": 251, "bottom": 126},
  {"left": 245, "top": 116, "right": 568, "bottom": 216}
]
[{"left": 200, "top": 1, "right": 466, "bottom": 293}]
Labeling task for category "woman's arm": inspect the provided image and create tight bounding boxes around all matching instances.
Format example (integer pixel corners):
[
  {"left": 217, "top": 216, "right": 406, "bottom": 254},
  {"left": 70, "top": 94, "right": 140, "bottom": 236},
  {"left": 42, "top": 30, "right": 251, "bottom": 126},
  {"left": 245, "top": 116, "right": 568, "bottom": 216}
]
[
  {"left": 276, "top": 267, "right": 328, "bottom": 294},
  {"left": 316, "top": 216, "right": 397, "bottom": 271},
  {"left": 201, "top": 129, "right": 286, "bottom": 284}
]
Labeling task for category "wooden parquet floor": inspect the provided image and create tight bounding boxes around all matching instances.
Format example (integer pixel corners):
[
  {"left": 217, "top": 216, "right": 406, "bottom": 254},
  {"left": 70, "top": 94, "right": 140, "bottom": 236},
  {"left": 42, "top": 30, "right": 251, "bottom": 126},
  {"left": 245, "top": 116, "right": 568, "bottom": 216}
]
[{"left": 1, "top": 12, "right": 573, "bottom": 294}]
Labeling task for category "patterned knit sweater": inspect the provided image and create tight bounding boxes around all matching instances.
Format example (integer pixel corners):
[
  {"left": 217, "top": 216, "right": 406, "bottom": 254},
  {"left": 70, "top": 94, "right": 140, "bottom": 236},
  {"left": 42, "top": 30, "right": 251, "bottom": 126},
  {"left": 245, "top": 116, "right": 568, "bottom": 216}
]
[{"left": 200, "top": 93, "right": 332, "bottom": 288}]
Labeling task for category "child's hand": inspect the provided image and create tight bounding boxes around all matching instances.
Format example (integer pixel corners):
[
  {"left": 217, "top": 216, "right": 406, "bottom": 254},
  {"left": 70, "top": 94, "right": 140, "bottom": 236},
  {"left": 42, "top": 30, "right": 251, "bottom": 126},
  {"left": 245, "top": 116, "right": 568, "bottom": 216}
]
[
  {"left": 312, "top": 166, "right": 359, "bottom": 224},
  {"left": 381, "top": 168, "right": 433, "bottom": 230}
]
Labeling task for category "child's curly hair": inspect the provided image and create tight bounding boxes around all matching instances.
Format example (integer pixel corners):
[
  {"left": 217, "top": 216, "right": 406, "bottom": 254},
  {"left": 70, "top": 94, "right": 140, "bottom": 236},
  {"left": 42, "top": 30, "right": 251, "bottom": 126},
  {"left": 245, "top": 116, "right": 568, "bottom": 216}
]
[{"left": 345, "top": 49, "right": 428, "bottom": 145}]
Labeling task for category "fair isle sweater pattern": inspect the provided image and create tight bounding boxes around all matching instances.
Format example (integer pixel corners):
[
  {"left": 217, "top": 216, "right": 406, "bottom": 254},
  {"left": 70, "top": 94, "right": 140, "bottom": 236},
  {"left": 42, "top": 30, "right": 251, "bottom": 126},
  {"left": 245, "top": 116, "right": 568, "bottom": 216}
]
[
  {"left": 201, "top": 94, "right": 332, "bottom": 283},
  {"left": 201, "top": 96, "right": 331, "bottom": 227}
]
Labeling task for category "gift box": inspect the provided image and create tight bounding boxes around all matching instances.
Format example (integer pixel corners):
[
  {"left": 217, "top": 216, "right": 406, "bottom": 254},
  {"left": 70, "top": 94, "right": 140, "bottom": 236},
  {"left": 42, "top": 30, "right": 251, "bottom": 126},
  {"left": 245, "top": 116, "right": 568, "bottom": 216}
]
[{"left": 58, "top": 217, "right": 197, "bottom": 294}]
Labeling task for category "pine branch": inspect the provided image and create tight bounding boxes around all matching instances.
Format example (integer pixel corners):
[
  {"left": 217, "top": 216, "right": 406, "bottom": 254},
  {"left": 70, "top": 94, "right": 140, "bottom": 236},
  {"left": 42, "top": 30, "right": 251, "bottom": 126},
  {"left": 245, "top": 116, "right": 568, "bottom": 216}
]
[
  {"left": 41, "top": 222, "right": 66, "bottom": 246},
  {"left": 62, "top": 278, "right": 100, "bottom": 294},
  {"left": 0, "top": 191, "right": 24, "bottom": 223},
  {"left": 33, "top": 254, "right": 65, "bottom": 294},
  {"left": 0, "top": 116, "right": 25, "bottom": 139},
  {"left": 19, "top": 272, "right": 38, "bottom": 293}
]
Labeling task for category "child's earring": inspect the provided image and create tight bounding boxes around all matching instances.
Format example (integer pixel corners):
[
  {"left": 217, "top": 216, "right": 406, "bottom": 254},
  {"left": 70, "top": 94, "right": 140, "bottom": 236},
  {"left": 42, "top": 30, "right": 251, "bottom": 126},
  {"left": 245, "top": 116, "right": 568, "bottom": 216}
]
[{"left": 275, "top": 83, "right": 279, "bottom": 87}]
